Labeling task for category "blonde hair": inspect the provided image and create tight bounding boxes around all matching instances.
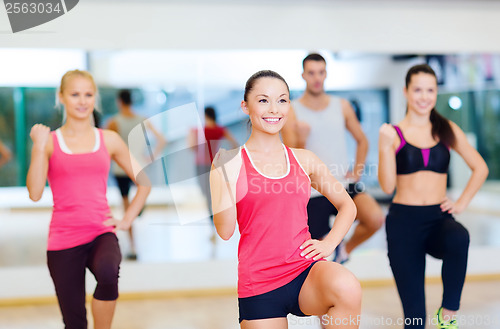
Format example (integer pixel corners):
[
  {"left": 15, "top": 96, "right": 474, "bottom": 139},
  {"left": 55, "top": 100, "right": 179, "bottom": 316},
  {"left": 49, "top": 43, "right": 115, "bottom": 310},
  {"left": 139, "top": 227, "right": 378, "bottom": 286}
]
[
  {"left": 60, "top": 69, "right": 96, "bottom": 94},
  {"left": 56, "top": 69, "right": 102, "bottom": 125}
]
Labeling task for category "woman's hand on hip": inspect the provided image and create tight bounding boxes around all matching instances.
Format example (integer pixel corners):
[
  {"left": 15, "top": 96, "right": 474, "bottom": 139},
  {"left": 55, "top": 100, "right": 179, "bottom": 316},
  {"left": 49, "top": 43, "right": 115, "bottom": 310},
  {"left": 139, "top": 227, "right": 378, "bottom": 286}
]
[{"left": 299, "top": 239, "right": 335, "bottom": 261}]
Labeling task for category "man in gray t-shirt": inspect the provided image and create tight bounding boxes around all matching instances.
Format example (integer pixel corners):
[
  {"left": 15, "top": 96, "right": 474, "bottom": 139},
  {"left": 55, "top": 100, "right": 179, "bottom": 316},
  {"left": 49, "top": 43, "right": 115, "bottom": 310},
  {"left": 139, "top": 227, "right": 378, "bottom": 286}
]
[
  {"left": 107, "top": 89, "right": 167, "bottom": 260},
  {"left": 282, "top": 53, "right": 384, "bottom": 264}
]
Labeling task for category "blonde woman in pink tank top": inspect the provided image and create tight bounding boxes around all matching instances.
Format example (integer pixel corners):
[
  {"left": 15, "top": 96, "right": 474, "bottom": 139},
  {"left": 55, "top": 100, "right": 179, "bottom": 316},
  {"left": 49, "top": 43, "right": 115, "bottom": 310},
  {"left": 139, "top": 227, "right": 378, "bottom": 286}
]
[
  {"left": 26, "top": 70, "right": 151, "bottom": 329},
  {"left": 210, "top": 70, "right": 361, "bottom": 328}
]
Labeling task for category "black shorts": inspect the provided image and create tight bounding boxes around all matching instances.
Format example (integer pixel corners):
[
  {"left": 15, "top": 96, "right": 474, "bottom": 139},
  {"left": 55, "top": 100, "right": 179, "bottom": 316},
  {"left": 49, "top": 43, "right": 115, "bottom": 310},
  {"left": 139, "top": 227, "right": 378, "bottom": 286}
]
[
  {"left": 238, "top": 262, "right": 318, "bottom": 323},
  {"left": 307, "top": 183, "right": 365, "bottom": 239},
  {"left": 346, "top": 182, "right": 364, "bottom": 199},
  {"left": 114, "top": 175, "right": 133, "bottom": 197}
]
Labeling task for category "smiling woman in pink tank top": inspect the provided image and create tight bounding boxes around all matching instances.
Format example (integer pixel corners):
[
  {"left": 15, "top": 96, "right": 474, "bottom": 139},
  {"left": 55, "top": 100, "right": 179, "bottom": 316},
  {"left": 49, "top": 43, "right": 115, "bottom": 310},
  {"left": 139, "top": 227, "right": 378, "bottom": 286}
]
[
  {"left": 210, "top": 70, "right": 361, "bottom": 328},
  {"left": 26, "top": 70, "right": 151, "bottom": 329}
]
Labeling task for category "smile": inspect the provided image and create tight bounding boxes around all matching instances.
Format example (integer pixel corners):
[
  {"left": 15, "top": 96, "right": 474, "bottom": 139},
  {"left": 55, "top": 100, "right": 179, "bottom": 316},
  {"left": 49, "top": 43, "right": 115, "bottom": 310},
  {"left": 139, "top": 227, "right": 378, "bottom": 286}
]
[{"left": 263, "top": 117, "right": 282, "bottom": 124}]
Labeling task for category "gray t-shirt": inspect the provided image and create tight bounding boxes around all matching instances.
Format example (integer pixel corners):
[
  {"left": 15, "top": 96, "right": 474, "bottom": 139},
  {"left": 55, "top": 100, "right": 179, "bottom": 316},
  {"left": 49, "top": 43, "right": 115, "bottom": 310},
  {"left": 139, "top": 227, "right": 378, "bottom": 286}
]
[
  {"left": 292, "top": 96, "right": 350, "bottom": 197},
  {"left": 111, "top": 113, "right": 145, "bottom": 176}
]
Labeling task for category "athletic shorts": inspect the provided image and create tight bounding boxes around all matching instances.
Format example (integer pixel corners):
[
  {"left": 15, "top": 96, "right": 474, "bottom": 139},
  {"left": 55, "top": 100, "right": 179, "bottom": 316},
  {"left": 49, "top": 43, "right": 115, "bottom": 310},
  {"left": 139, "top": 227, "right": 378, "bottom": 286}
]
[
  {"left": 238, "top": 261, "right": 318, "bottom": 322},
  {"left": 114, "top": 175, "right": 133, "bottom": 197},
  {"left": 307, "top": 183, "right": 365, "bottom": 239}
]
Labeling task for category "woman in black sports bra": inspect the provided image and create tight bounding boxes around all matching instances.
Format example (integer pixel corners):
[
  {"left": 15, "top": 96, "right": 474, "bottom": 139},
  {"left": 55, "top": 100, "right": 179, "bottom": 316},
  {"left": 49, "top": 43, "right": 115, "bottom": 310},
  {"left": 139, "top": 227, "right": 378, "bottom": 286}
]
[{"left": 378, "top": 64, "right": 488, "bottom": 329}]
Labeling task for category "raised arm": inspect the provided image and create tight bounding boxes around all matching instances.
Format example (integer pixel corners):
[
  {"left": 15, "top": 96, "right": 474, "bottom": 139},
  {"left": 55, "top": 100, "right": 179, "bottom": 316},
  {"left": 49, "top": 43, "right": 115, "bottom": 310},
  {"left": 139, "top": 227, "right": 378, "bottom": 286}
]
[
  {"left": 210, "top": 148, "right": 241, "bottom": 240},
  {"left": 26, "top": 124, "right": 52, "bottom": 201},
  {"left": 294, "top": 148, "right": 357, "bottom": 260},
  {"left": 342, "top": 99, "right": 368, "bottom": 181},
  {"left": 443, "top": 122, "right": 489, "bottom": 213},
  {"left": 378, "top": 123, "right": 398, "bottom": 194},
  {"left": 145, "top": 121, "right": 167, "bottom": 158},
  {"left": 103, "top": 130, "right": 151, "bottom": 229}
]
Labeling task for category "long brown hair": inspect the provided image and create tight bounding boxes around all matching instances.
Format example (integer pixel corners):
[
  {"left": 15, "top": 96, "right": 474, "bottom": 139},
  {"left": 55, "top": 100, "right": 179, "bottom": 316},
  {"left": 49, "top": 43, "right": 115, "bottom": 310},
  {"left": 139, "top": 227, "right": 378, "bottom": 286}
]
[{"left": 405, "top": 64, "right": 456, "bottom": 147}]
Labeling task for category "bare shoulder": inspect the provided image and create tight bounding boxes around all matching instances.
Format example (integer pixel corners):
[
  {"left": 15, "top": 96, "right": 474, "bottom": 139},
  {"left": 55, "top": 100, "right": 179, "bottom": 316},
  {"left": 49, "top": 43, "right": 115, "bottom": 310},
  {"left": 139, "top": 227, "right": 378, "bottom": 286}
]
[
  {"left": 448, "top": 120, "right": 468, "bottom": 149},
  {"left": 340, "top": 98, "right": 357, "bottom": 120},
  {"left": 213, "top": 147, "right": 242, "bottom": 169},
  {"left": 101, "top": 128, "right": 125, "bottom": 155},
  {"left": 289, "top": 147, "right": 315, "bottom": 160},
  {"left": 211, "top": 147, "right": 242, "bottom": 182},
  {"left": 101, "top": 128, "right": 121, "bottom": 142},
  {"left": 289, "top": 147, "right": 319, "bottom": 174},
  {"left": 340, "top": 97, "right": 351, "bottom": 107},
  {"left": 449, "top": 120, "right": 463, "bottom": 134},
  {"left": 340, "top": 98, "right": 353, "bottom": 111},
  {"left": 448, "top": 120, "right": 467, "bottom": 140}
]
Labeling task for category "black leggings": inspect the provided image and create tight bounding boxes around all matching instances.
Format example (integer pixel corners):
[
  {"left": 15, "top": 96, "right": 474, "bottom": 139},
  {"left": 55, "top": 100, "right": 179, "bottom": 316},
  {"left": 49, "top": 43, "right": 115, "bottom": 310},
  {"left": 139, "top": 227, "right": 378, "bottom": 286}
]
[
  {"left": 47, "top": 233, "right": 122, "bottom": 329},
  {"left": 386, "top": 203, "right": 469, "bottom": 329},
  {"left": 306, "top": 183, "right": 363, "bottom": 239}
]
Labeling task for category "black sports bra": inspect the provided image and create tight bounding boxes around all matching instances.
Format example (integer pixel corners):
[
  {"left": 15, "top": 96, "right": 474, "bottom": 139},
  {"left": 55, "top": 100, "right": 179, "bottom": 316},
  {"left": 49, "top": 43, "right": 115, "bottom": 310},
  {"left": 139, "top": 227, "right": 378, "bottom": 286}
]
[{"left": 394, "top": 125, "right": 450, "bottom": 175}]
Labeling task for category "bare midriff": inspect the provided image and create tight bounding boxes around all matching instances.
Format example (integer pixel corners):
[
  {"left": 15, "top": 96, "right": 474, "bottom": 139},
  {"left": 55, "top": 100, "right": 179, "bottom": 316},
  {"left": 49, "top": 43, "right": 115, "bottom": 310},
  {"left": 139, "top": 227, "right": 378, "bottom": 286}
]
[{"left": 393, "top": 171, "right": 447, "bottom": 205}]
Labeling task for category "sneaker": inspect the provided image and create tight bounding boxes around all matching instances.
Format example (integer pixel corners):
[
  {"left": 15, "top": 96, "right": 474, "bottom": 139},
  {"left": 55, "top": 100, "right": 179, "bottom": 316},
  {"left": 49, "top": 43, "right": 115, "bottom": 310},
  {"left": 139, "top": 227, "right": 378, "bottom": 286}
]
[
  {"left": 435, "top": 307, "right": 458, "bottom": 329},
  {"left": 126, "top": 252, "right": 137, "bottom": 261},
  {"left": 333, "top": 240, "right": 349, "bottom": 264}
]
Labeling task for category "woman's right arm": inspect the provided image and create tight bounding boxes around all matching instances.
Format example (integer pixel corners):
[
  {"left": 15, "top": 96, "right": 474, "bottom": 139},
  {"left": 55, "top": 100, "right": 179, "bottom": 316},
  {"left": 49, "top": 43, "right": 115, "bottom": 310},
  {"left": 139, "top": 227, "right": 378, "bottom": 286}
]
[
  {"left": 378, "top": 123, "right": 398, "bottom": 194},
  {"left": 145, "top": 121, "right": 167, "bottom": 158},
  {"left": 103, "top": 130, "right": 151, "bottom": 230},
  {"left": 210, "top": 149, "right": 241, "bottom": 240},
  {"left": 26, "top": 124, "right": 51, "bottom": 201}
]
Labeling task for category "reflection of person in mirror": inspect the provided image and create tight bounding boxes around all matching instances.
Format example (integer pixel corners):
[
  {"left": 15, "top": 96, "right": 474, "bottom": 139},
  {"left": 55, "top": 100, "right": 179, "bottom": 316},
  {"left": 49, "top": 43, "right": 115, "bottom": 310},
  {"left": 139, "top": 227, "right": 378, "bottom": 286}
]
[
  {"left": 188, "top": 106, "right": 238, "bottom": 244},
  {"left": 106, "top": 89, "right": 166, "bottom": 260},
  {"left": 0, "top": 139, "right": 12, "bottom": 169},
  {"left": 282, "top": 53, "right": 384, "bottom": 264},
  {"left": 26, "top": 70, "right": 151, "bottom": 329},
  {"left": 210, "top": 70, "right": 361, "bottom": 328},
  {"left": 378, "top": 64, "right": 488, "bottom": 329}
]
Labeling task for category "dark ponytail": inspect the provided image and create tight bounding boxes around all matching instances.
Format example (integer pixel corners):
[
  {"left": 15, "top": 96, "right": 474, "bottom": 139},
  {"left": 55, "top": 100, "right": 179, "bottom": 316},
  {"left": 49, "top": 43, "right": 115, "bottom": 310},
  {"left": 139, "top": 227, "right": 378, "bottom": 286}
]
[
  {"left": 406, "top": 64, "right": 456, "bottom": 147},
  {"left": 430, "top": 108, "right": 455, "bottom": 147}
]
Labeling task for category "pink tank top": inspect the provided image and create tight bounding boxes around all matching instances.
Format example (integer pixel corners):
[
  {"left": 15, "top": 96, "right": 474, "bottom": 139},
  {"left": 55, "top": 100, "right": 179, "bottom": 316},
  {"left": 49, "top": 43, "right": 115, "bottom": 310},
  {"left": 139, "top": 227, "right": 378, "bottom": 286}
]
[
  {"left": 47, "top": 129, "right": 114, "bottom": 251},
  {"left": 236, "top": 145, "right": 315, "bottom": 298}
]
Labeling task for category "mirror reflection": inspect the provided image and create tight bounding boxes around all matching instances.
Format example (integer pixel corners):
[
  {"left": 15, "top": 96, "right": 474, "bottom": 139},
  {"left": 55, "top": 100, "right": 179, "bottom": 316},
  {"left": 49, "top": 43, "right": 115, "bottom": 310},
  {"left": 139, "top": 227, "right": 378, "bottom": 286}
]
[{"left": 0, "top": 50, "right": 499, "bottom": 271}]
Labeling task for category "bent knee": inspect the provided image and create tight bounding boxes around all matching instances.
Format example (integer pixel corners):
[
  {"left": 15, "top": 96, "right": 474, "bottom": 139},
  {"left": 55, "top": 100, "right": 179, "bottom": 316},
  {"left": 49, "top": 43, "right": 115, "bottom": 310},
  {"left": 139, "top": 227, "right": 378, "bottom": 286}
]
[
  {"left": 94, "top": 283, "right": 118, "bottom": 301},
  {"left": 454, "top": 226, "right": 470, "bottom": 246},
  {"left": 92, "top": 261, "right": 120, "bottom": 284},
  {"left": 327, "top": 270, "right": 362, "bottom": 308},
  {"left": 371, "top": 214, "right": 385, "bottom": 230},
  {"left": 360, "top": 213, "right": 385, "bottom": 232},
  {"left": 443, "top": 224, "right": 470, "bottom": 252}
]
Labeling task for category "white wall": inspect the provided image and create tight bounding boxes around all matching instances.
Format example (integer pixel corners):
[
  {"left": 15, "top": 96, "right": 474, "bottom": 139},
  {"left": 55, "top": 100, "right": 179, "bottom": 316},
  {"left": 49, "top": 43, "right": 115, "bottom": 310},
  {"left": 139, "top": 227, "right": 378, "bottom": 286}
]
[
  {"left": 2, "top": 0, "right": 500, "bottom": 122},
  {"left": 1, "top": 1, "right": 500, "bottom": 52},
  {"left": 0, "top": 49, "right": 86, "bottom": 87}
]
